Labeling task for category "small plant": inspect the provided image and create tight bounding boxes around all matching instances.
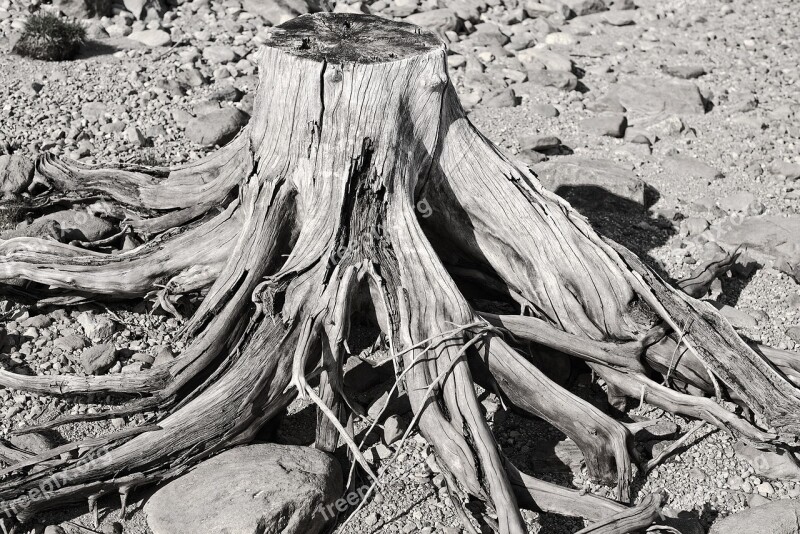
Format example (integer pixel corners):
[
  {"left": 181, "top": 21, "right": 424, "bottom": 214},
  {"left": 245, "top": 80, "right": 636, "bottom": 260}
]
[{"left": 12, "top": 12, "right": 86, "bottom": 61}]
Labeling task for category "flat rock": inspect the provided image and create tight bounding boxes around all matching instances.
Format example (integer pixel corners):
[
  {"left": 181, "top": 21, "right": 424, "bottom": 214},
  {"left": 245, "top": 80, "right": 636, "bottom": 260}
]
[
  {"left": 145, "top": 444, "right": 342, "bottom": 534},
  {"left": 533, "top": 157, "right": 646, "bottom": 207},
  {"left": 0, "top": 154, "right": 34, "bottom": 198},
  {"left": 663, "top": 64, "right": 707, "bottom": 79},
  {"left": 663, "top": 155, "right": 723, "bottom": 181},
  {"left": 186, "top": 108, "right": 250, "bottom": 147},
  {"left": 128, "top": 29, "right": 171, "bottom": 47},
  {"left": 527, "top": 69, "right": 578, "bottom": 91},
  {"left": 606, "top": 77, "right": 706, "bottom": 117},
  {"left": 404, "top": 9, "right": 459, "bottom": 36},
  {"left": 242, "top": 0, "right": 310, "bottom": 25},
  {"left": 716, "top": 215, "right": 800, "bottom": 263},
  {"left": 517, "top": 48, "right": 573, "bottom": 72},
  {"left": 709, "top": 500, "right": 800, "bottom": 533},
  {"left": 734, "top": 440, "right": 800, "bottom": 481},
  {"left": 580, "top": 113, "right": 627, "bottom": 137}
]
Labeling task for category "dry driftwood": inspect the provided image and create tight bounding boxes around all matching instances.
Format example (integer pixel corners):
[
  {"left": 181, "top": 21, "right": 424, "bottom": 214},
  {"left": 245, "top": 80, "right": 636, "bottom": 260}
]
[{"left": 0, "top": 13, "right": 799, "bottom": 534}]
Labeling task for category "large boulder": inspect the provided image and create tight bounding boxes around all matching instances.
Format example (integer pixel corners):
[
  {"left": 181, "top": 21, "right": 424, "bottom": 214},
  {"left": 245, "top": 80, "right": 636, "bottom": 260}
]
[
  {"left": 533, "top": 157, "right": 646, "bottom": 208},
  {"left": 145, "top": 444, "right": 342, "bottom": 534},
  {"left": 709, "top": 500, "right": 800, "bottom": 533},
  {"left": 186, "top": 108, "right": 250, "bottom": 147}
]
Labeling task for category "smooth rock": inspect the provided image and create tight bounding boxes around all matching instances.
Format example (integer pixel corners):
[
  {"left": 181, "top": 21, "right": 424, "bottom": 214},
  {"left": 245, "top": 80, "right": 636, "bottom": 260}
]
[
  {"left": 128, "top": 29, "right": 171, "bottom": 47},
  {"left": 581, "top": 113, "right": 627, "bottom": 137},
  {"left": 1, "top": 209, "right": 115, "bottom": 243},
  {"left": 145, "top": 444, "right": 341, "bottom": 534},
  {"left": 54, "top": 334, "right": 88, "bottom": 352},
  {"left": 202, "top": 45, "right": 237, "bottom": 64},
  {"left": 606, "top": 77, "right": 706, "bottom": 116},
  {"left": 709, "top": 500, "right": 800, "bottom": 533},
  {"left": 404, "top": 9, "right": 459, "bottom": 36},
  {"left": 0, "top": 154, "right": 34, "bottom": 198},
  {"left": 519, "top": 134, "right": 561, "bottom": 151},
  {"left": 719, "top": 305, "right": 758, "bottom": 329},
  {"left": 663, "top": 155, "right": 723, "bottom": 181},
  {"left": 735, "top": 440, "right": 800, "bottom": 481},
  {"left": 533, "top": 157, "right": 646, "bottom": 207},
  {"left": 527, "top": 69, "right": 578, "bottom": 91},
  {"left": 186, "top": 108, "right": 250, "bottom": 147},
  {"left": 9, "top": 431, "right": 56, "bottom": 454},
  {"left": 518, "top": 48, "right": 573, "bottom": 72},
  {"left": 664, "top": 65, "right": 707, "bottom": 79},
  {"left": 242, "top": 0, "right": 310, "bottom": 25},
  {"left": 716, "top": 215, "right": 800, "bottom": 264},
  {"left": 484, "top": 88, "right": 517, "bottom": 108},
  {"left": 769, "top": 160, "right": 800, "bottom": 181},
  {"left": 80, "top": 343, "right": 117, "bottom": 375}
]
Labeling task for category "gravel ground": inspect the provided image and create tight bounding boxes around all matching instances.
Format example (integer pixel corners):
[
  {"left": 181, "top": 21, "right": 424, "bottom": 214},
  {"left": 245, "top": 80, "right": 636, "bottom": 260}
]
[{"left": 0, "top": 0, "right": 799, "bottom": 532}]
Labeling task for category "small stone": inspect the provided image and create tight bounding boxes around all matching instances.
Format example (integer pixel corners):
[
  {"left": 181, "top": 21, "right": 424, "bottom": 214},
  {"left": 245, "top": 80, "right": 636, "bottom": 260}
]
[
  {"left": 383, "top": 415, "right": 405, "bottom": 445},
  {"left": 374, "top": 443, "right": 392, "bottom": 460},
  {"left": 80, "top": 343, "right": 117, "bottom": 375},
  {"left": 364, "top": 512, "right": 379, "bottom": 527}
]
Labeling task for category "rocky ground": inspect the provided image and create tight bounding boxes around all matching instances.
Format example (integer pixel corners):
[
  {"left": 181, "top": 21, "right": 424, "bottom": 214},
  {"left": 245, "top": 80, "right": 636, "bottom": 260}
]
[{"left": 0, "top": 0, "right": 799, "bottom": 533}]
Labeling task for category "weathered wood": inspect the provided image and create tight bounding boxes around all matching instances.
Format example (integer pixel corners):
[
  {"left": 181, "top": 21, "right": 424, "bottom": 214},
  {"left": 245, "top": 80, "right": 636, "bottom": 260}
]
[{"left": 0, "top": 12, "right": 798, "bottom": 534}]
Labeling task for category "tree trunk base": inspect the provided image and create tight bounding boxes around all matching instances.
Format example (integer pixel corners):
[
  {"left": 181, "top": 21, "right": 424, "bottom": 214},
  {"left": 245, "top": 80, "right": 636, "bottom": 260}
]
[{"left": 1, "top": 12, "right": 799, "bottom": 534}]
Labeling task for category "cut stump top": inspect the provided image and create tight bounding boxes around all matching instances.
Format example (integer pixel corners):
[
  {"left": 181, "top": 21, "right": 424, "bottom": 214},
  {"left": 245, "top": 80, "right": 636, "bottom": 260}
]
[{"left": 265, "top": 13, "right": 443, "bottom": 64}]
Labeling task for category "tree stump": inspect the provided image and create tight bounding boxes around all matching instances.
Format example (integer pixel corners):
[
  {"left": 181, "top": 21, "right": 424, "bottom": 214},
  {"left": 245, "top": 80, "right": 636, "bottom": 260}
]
[{"left": 1, "top": 12, "right": 800, "bottom": 534}]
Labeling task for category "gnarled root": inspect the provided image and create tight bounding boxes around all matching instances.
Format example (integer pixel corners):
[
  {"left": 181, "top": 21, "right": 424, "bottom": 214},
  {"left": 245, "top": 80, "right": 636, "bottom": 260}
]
[{"left": 1, "top": 13, "right": 799, "bottom": 534}]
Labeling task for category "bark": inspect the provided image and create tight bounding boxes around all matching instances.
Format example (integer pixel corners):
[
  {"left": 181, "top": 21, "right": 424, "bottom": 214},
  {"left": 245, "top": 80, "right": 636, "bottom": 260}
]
[{"left": 0, "top": 12, "right": 798, "bottom": 534}]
